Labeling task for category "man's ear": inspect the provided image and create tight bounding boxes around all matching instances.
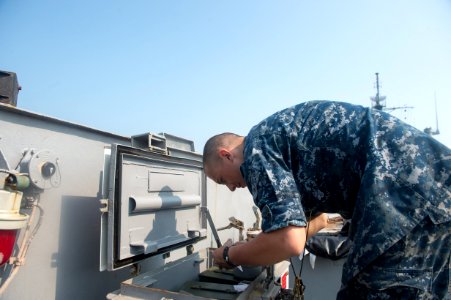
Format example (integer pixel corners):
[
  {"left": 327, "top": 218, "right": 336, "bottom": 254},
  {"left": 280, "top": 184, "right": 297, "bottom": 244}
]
[{"left": 219, "top": 149, "right": 232, "bottom": 161}]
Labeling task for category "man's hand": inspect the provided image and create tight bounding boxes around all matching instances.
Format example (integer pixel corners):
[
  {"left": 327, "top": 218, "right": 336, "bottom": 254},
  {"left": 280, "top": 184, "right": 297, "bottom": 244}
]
[
  {"left": 307, "top": 213, "right": 328, "bottom": 239},
  {"left": 211, "top": 239, "right": 235, "bottom": 269}
]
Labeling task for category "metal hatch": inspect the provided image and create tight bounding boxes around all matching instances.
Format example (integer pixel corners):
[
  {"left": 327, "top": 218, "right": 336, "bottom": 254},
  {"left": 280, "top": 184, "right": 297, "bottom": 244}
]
[{"left": 101, "top": 135, "right": 207, "bottom": 271}]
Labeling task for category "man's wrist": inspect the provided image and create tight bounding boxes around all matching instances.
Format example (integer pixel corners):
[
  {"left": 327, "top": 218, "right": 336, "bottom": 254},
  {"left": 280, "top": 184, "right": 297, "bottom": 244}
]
[{"left": 222, "top": 246, "right": 236, "bottom": 267}]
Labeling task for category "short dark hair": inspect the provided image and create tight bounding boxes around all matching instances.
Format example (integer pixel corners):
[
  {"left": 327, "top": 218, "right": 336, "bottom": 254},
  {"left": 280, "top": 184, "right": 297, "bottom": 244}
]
[{"left": 203, "top": 132, "right": 241, "bottom": 168}]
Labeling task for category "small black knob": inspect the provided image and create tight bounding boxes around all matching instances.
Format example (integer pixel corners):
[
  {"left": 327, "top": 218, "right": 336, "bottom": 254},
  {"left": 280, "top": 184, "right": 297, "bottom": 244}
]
[{"left": 41, "top": 162, "right": 56, "bottom": 178}]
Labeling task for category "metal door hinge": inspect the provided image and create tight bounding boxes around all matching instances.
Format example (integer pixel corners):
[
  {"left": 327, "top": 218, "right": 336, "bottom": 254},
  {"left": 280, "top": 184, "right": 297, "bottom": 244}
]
[{"left": 100, "top": 199, "right": 108, "bottom": 213}]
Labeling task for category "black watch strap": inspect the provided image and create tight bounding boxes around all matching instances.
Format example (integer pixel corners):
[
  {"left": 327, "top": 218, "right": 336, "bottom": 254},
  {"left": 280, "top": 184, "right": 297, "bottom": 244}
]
[{"left": 223, "top": 246, "right": 236, "bottom": 267}]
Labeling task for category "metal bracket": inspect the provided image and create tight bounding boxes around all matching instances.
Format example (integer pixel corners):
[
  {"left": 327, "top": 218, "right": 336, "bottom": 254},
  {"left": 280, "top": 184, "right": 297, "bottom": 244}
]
[
  {"left": 99, "top": 199, "right": 108, "bottom": 213},
  {"left": 131, "top": 133, "right": 168, "bottom": 154}
]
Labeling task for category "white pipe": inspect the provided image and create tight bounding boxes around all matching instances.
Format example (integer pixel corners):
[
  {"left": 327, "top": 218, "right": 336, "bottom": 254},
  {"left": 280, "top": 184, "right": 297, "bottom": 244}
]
[{"left": 129, "top": 194, "right": 201, "bottom": 212}]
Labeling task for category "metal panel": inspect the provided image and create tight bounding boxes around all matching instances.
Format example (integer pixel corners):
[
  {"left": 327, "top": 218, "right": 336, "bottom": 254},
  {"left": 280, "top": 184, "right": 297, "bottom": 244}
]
[
  {"left": 0, "top": 105, "right": 134, "bottom": 300},
  {"left": 0, "top": 104, "right": 259, "bottom": 300},
  {"left": 105, "top": 144, "right": 206, "bottom": 270}
]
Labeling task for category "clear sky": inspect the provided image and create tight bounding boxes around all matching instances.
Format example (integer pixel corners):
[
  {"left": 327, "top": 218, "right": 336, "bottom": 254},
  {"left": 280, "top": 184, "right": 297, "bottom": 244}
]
[{"left": 1, "top": 0, "right": 450, "bottom": 151}]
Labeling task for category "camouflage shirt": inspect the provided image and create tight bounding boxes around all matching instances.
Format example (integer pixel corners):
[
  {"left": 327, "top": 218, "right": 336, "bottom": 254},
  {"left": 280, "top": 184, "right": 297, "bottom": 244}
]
[{"left": 240, "top": 100, "right": 450, "bottom": 283}]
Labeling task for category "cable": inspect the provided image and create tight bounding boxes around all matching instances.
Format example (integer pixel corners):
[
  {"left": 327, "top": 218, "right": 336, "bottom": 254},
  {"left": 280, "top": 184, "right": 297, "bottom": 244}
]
[
  {"left": 0, "top": 169, "right": 15, "bottom": 175},
  {"left": 0, "top": 198, "right": 43, "bottom": 296},
  {"left": 291, "top": 211, "right": 312, "bottom": 299},
  {"left": 298, "top": 215, "right": 311, "bottom": 278}
]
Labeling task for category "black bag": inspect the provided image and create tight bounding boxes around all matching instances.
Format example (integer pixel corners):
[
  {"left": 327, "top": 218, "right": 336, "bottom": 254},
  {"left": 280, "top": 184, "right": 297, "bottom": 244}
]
[{"left": 305, "top": 221, "right": 352, "bottom": 260}]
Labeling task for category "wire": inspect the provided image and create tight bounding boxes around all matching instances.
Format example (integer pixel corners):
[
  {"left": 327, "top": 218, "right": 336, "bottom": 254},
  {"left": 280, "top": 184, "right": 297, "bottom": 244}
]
[
  {"left": 0, "top": 197, "right": 44, "bottom": 296},
  {"left": 298, "top": 212, "right": 312, "bottom": 279},
  {"left": 290, "top": 211, "right": 312, "bottom": 299},
  {"left": 0, "top": 169, "right": 15, "bottom": 175}
]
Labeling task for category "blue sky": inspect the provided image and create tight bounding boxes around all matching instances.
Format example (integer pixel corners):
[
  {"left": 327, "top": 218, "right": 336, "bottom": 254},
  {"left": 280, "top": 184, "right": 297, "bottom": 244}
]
[{"left": 1, "top": 0, "right": 450, "bottom": 151}]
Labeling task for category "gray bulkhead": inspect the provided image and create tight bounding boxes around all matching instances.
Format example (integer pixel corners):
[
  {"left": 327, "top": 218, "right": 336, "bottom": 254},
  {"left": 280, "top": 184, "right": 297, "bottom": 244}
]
[{"left": 0, "top": 104, "right": 255, "bottom": 300}]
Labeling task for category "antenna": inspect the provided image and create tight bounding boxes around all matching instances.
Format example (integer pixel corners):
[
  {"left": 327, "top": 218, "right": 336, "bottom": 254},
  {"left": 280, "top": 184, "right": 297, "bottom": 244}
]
[
  {"left": 370, "top": 72, "right": 386, "bottom": 110},
  {"left": 370, "top": 72, "right": 413, "bottom": 113},
  {"left": 424, "top": 92, "right": 440, "bottom": 135}
]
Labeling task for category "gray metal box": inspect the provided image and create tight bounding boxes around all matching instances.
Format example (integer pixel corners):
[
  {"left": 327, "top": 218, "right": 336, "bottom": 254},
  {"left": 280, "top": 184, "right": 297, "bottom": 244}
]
[{"left": 101, "top": 143, "right": 206, "bottom": 271}]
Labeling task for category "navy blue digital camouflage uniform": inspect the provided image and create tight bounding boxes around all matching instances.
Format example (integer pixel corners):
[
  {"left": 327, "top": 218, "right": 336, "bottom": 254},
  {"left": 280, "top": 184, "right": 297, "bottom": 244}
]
[{"left": 240, "top": 100, "right": 450, "bottom": 299}]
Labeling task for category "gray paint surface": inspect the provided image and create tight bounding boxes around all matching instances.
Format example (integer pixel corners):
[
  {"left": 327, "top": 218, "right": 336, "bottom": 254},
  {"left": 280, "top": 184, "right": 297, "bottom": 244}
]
[{"left": 0, "top": 105, "right": 257, "bottom": 299}]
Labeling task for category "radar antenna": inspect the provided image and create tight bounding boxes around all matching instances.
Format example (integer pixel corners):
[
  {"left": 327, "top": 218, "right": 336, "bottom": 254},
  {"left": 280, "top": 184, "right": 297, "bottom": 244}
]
[
  {"left": 423, "top": 92, "right": 440, "bottom": 135},
  {"left": 370, "top": 72, "right": 413, "bottom": 113},
  {"left": 370, "top": 72, "right": 386, "bottom": 110}
]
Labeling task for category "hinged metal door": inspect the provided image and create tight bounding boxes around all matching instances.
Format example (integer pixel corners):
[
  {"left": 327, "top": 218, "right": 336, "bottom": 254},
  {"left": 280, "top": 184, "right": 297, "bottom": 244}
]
[{"left": 100, "top": 144, "right": 206, "bottom": 271}]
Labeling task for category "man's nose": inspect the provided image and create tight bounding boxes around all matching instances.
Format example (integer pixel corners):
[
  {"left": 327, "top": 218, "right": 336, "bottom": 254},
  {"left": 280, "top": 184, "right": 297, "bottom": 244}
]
[{"left": 226, "top": 184, "right": 236, "bottom": 191}]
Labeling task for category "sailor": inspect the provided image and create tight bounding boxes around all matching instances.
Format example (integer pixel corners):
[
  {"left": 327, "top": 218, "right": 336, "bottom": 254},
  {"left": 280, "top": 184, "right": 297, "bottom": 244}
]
[{"left": 203, "top": 100, "right": 450, "bottom": 299}]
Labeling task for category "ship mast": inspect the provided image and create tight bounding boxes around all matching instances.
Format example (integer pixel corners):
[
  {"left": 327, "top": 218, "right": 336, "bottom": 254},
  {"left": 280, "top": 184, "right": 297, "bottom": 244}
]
[
  {"left": 371, "top": 72, "right": 386, "bottom": 110},
  {"left": 370, "top": 72, "right": 413, "bottom": 113},
  {"left": 423, "top": 92, "right": 440, "bottom": 135}
]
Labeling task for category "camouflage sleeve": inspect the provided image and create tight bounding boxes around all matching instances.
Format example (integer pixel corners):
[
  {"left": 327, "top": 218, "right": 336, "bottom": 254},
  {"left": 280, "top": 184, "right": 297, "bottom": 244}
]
[{"left": 242, "top": 134, "right": 307, "bottom": 232}]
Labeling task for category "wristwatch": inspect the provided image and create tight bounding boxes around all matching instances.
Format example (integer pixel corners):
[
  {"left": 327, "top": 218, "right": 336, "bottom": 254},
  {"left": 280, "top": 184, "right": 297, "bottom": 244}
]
[{"left": 222, "top": 246, "right": 236, "bottom": 267}]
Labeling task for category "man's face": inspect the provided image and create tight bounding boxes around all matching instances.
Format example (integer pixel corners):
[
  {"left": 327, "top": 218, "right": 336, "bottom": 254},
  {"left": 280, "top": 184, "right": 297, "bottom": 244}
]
[{"left": 205, "top": 157, "right": 247, "bottom": 192}]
